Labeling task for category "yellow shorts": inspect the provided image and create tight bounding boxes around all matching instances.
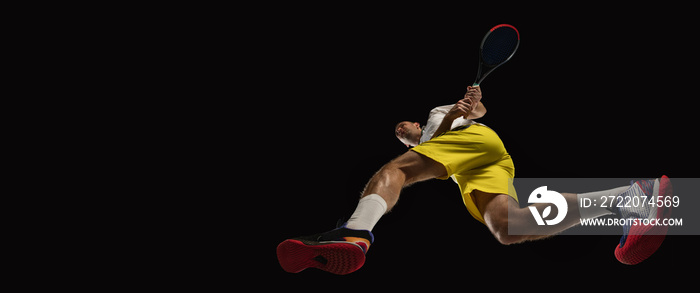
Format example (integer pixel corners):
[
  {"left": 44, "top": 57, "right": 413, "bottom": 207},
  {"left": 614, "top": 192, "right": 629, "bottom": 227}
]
[{"left": 411, "top": 124, "right": 517, "bottom": 224}]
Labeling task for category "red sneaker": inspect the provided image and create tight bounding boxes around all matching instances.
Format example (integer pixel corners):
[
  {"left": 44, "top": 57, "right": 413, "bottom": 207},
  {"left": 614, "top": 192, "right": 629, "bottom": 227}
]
[
  {"left": 277, "top": 225, "right": 373, "bottom": 275},
  {"left": 614, "top": 175, "right": 673, "bottom": 265}
]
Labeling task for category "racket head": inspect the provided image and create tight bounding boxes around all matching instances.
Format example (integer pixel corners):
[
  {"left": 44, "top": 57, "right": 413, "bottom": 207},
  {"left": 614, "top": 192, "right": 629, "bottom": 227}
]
[{"left": 474, "top": 24, "right": 520, "bottom": 86}]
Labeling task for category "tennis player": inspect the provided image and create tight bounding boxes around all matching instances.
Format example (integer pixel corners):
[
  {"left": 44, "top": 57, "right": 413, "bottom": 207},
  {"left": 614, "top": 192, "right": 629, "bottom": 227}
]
[{"left": 277, "top": 86, "right": 671, "bottom": 274}]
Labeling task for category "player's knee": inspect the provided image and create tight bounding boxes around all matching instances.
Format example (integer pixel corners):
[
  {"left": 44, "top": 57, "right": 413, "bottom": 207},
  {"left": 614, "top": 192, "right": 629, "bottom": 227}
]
[
  {"left": 494, "top": 230, "right": 522, "bottom": 245},
  {"left": 374, "top": 151, "right": 443, "bottom": 189},
  {"left": 489, "top": 218, "right": 522, "bottom": 245},
  {"left": 371, "top": 161, "right": 409, "bottom": 190},
  {"left": 492, "top": 226, "right": 514, "bottom": 245},
  {"left": 381, "top": 157, "right": 419, "bottom": 185}
]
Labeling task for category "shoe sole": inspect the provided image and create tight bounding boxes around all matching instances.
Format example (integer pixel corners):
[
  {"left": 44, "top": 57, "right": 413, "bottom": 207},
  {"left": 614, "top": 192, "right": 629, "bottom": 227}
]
[
  {"left": 277, "top": 239, "right": 366, "bottom": 275},
  {"left": 615, "top": 175, "right": 672, "bottom": 265}
]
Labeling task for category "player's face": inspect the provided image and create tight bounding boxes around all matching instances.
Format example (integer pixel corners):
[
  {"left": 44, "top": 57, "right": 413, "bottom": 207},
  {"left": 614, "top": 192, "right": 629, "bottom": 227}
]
[{"left": 395, "top": 121, "right": 421, "bottom": 147}]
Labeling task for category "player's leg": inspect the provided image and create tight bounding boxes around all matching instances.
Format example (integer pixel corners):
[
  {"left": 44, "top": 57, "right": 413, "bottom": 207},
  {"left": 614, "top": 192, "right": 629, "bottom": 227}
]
[
  {"left": 277, "top": 150, "right": 446, "bottom": 275},
  {"left": 476, "top": 191, "right": 582, "bottom": 245},
  {"left": 360, "top": 150, "right": 447, "bottom": 210},
  {"left": 342, "top": 150, "right": 447, "bottom": 233},
  {"left": 476, "top": 187, "right": 629, "bottom": 244},
  {"left": 478, "top": 177, "right": 672, "bottom": 265}
]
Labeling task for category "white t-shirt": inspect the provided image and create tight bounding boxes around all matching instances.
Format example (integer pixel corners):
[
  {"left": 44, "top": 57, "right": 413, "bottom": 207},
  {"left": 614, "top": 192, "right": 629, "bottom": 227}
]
[{"left": 418, "top": 104, "right": 481, "bottom": 144}]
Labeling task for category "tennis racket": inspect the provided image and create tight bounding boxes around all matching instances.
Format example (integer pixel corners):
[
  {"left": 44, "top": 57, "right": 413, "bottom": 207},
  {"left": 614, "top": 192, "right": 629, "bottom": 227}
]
[{"left": 472, "top": 24, "right": 520, "bottom": 86}]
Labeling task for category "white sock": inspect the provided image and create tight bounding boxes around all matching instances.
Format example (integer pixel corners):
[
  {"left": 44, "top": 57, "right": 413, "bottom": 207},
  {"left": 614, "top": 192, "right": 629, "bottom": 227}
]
[
  {"left": 345, "top": 194, "right": 388, "bottom": 231},
  {"left": 577, "top": 186, "right": 628, "bottom": 219}
]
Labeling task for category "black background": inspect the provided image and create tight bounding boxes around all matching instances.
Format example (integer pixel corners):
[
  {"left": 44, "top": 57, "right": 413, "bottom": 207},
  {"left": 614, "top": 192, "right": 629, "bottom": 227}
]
[{"left": 250, "top": 5, "right": 699, "bottom": 288}]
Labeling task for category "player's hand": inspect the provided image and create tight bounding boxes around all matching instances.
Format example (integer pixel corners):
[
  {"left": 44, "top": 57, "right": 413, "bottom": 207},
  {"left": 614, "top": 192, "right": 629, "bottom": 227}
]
[
  {"left": 465, "top": 86, "right": 481, "bottom": 111},
  {"left": 446, "top": 97, "right": 473, "bottom": 121},
  {"left": 446, "top": 86, "right": 481, "bottom": 120}
]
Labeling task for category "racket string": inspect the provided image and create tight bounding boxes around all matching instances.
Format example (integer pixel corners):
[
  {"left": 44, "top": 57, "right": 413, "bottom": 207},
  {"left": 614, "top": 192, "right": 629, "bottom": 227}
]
[{"left": 482, "top": 28, "right": 518, "bottom": 66}]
